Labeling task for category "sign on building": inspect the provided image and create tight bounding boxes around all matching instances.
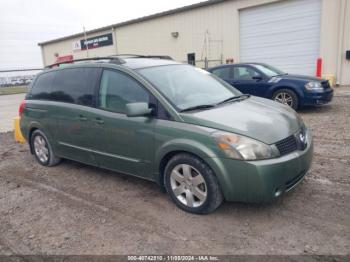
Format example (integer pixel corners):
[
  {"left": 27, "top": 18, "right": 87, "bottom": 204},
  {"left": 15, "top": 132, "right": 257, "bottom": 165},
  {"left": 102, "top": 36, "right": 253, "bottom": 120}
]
[
  {"left": 72, "top": 40, "right": 81, "bottom": 51},
  {"left": 72, "top": 33, "right": 113, "bottom": 51}
]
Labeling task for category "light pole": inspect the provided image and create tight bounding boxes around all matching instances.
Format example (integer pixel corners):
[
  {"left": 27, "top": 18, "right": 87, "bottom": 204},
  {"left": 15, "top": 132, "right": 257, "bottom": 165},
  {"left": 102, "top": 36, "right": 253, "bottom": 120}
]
[{"left": 83, "top": 26, "right": 89, "bottom": 58}]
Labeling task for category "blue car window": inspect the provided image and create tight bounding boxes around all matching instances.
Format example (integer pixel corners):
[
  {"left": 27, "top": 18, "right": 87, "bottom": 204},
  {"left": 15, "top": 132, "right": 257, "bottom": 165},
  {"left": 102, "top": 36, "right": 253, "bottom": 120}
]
[
  {"left": 233, "top": 66, "right": 259, "bottom": 80},
  {"left": 212, "top": 67, "right": 231, "bottom": 79}
]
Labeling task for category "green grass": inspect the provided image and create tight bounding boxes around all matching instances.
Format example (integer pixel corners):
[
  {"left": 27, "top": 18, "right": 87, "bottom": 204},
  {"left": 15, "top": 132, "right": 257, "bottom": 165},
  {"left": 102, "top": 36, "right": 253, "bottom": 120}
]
[{"left": 0, "top": 86, "right": 28, "bottom": 95}]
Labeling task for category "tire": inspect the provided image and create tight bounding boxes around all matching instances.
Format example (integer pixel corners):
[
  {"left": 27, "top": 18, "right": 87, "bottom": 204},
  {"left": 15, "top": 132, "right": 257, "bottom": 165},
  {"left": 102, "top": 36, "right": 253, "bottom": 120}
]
[
  {"left": 164, "top": 153, "right": 223, "bottom": 214},
  {"left": 272, "top": 89, "right": 299, "bottom": 110},
  {"left": 31, "top": 129, "right": 61, "bottom": 167}
]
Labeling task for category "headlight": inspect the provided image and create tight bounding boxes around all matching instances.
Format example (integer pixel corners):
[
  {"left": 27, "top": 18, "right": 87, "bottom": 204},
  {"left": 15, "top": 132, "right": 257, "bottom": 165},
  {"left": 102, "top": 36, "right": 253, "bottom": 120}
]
[
  {"left": 212, "top": 132, "right": 279, "bottom": 160},
  {"left": 305, "top": 81, "right": 323, "bottom": 92}
]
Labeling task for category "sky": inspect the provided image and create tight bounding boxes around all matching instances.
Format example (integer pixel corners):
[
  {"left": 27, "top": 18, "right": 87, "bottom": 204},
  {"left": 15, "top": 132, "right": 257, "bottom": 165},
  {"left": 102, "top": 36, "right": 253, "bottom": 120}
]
[{"left": 0, "top": 0, "right": 203, "bottom": 71}]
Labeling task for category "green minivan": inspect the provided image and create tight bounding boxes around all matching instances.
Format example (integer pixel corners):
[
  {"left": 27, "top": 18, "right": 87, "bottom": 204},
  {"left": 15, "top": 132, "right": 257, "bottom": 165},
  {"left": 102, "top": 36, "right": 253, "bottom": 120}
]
[{"left": 20, "top": 56, "right": 313, "bottom": 214}]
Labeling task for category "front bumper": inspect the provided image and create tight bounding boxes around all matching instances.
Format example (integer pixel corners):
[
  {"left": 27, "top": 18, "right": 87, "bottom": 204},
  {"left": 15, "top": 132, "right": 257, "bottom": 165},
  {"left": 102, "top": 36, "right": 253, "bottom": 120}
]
[
  {"left": 302, "top": 89, "right": 334, "bottom": 106},
  {"left": 206, "top": 129, "right": 313, "bottom": 203}
]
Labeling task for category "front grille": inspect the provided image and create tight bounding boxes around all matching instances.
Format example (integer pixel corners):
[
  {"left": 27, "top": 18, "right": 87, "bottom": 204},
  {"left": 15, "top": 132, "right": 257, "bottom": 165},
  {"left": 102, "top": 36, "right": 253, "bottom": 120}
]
[{"left": 275, "top": 135, "right": 298, "bottom": 156}]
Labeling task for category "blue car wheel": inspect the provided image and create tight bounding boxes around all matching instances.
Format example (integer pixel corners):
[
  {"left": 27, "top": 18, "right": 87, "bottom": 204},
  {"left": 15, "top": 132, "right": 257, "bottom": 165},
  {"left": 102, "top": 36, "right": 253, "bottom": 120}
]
[{"left": 272, "top": 89, "right": 299, "bottom": 110}]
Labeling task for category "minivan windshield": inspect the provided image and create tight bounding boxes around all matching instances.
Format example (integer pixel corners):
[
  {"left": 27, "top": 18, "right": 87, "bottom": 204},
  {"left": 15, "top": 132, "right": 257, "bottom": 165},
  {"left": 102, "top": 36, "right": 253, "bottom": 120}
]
[
  {"left": 253, "top": 64, "right": 286, "bottom": 77},
  {"left": 138, "top": 65, "right": 241, "bottom": 111}
]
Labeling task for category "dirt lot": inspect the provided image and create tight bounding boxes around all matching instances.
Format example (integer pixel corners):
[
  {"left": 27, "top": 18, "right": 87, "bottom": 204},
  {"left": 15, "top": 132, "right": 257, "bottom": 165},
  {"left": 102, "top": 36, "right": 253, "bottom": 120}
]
[{"left": 0, "top": 93, "right": 349, "bottom": 256}]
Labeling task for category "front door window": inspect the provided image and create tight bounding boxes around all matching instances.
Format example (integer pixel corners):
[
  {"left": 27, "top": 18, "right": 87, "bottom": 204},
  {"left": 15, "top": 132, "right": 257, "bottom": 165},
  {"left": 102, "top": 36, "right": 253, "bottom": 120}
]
[{"left": 99, "top": 69, "right": 150, "bottom": 114}]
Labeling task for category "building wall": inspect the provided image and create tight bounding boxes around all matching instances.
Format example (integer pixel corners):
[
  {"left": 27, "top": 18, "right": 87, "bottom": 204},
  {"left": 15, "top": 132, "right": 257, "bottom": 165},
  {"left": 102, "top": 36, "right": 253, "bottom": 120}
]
[
  {"left": 114, "top": 0, "right": 279, "bottom": 67},
  {"left": 320, "top": 0, "right": 350, "bottom": 85},
  {"left": 41, "top": 29, "right": 117, "bottom": 66},
  {"left": 339, "top": 0, "right": 350, "bottom": 85},
  {"left": 40, "top": 0, "right": 350, "bottom": 85}
]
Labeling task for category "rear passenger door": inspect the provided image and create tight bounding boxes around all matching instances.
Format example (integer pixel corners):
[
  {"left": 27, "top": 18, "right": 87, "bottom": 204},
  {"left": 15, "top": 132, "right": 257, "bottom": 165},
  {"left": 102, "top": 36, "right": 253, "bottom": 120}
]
[
  {"left": 50, "top": 67, "right": 101, "bottom": 165},
  {"left": 92, "top": 69, "right": 155, "bottom": 179}
]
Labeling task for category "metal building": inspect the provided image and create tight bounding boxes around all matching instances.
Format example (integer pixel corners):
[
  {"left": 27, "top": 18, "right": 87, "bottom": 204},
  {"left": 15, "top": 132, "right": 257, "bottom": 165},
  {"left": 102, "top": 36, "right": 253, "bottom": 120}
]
[{"left": 38, "top": 0, "right": 350, "bottom": 85}]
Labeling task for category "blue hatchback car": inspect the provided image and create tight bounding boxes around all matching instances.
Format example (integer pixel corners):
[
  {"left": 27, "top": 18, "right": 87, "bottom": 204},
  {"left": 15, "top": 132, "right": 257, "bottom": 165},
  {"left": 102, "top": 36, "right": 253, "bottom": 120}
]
[{"left": 208, "top": 63, "right": 333, "bottom": 110}]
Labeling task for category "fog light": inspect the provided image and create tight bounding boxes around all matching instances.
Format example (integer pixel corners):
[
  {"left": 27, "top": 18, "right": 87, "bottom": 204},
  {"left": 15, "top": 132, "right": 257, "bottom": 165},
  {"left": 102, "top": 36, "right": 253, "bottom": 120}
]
[{"left": 274, "top": 188, "right": 282, "bottom": 198}]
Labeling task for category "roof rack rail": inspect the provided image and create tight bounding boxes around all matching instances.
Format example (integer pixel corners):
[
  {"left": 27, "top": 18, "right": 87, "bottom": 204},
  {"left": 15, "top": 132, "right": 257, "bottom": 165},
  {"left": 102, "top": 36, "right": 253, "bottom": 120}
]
[
  {"left": 45, "top": 56, "right": 125, "bottom": 69},
  {"left": 111, "top": 54, "right": 173, "bottom": 60},
  {"left": 110, "top": 54, "right": 144, "bottom": 58}
]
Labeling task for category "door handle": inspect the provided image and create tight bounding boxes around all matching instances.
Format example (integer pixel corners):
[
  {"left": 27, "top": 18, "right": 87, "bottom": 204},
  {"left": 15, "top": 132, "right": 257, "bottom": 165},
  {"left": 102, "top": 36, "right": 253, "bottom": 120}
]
[
  {"left": 92, "top": 118, "right": 104, "bottom": 125},
  {"left": 78, "top": 115, "right": 87, "bottom": 121}
]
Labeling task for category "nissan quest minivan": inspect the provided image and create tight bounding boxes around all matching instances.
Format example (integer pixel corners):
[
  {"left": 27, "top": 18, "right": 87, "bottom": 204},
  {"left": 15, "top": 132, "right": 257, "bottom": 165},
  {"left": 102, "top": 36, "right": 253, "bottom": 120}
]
[{"left": 20, "top": 56, "right": 313, "bottom": 214}]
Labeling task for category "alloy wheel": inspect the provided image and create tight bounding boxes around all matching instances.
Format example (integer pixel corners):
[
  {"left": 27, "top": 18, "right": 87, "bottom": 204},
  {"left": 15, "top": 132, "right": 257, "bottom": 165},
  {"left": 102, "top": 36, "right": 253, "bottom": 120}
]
[
  {"left": 274, "top": 92, "right": 294, "bottom": 107},
  {"left": 34, "top": 135, "right": 49, "bottom": 163},
  {"left": 170, "top": 164, "right": 207, "bottom": 208}
]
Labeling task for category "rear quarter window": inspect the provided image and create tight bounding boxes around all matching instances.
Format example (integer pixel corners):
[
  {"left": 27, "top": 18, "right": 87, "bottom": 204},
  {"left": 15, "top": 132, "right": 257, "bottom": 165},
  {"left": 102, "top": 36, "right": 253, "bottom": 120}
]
[{"left": 29, "top": 72, "right": 54, "bottom": 100}]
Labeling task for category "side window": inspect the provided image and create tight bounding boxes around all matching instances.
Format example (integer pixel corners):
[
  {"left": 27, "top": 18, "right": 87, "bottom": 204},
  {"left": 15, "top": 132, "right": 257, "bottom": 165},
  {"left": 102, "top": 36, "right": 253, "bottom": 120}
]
[
  {"left": 51, "top": 68, "right": 99, "bottom": 106},
  {"left": 233, "top": 66, "right": 260, "bottom": 81},
  {"left": 99, "top": 69, "right": 150, "bottom": 114},
  {"left": 212, "top": 67, "right": 232, "bottom": 79},
  {"left": 29, "top": 72, "right": 54, "bottom": 100}
]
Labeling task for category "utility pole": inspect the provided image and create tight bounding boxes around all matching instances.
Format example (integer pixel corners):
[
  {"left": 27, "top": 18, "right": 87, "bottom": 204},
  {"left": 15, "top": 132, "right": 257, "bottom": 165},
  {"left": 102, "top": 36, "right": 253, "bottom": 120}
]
[{"left": 83, "top": 26, "right": 89, "bottom": 58}]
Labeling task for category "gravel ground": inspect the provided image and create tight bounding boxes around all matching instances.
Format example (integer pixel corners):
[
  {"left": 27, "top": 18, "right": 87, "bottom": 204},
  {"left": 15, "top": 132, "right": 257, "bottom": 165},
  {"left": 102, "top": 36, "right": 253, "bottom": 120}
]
[{"left": 0, "top": 94, "right": 349, "bottom": 256}]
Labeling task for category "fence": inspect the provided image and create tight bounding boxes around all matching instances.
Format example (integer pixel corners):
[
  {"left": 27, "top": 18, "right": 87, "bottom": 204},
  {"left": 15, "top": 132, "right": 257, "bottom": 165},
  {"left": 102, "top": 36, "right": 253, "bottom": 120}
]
[{"left": 0, "top": 68, "right": 42, "bottom": 88}]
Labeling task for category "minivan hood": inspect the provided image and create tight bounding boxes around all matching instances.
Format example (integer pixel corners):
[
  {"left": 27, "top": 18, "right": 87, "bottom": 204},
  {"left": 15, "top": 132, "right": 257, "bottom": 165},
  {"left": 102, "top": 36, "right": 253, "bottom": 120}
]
[
  {"left": 279, "top": 74, "right": 323, "bottom": 82},
  {"left": 180, "top": 96, "right": 301, "bottom": 144}
]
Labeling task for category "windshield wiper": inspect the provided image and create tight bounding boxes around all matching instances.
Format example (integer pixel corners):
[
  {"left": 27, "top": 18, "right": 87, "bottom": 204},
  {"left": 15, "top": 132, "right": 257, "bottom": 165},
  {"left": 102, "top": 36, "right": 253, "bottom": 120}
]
[
  {"left": 180, "top": 104, "right": 216, "bottom": 112},
  {"left": 216, "top": 94, "right": 250, "bottom": 105}
]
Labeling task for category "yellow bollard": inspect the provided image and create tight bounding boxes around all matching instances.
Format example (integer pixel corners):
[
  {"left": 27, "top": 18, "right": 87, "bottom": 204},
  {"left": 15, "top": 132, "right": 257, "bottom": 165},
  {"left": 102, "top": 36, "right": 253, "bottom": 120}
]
[
  {"left": 322, "top": 74, "right": 336, "bottom": 88},
  {"left": 14, "top": 117, "right": 25, "bottom": 143}
]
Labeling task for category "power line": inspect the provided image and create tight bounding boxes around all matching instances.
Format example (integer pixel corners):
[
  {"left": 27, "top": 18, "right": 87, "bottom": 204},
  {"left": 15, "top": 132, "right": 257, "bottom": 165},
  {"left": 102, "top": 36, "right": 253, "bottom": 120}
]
[
  {"left": 0, "top": 68, "right": 42, "bottom": 73},
  {"left": 0, "top": 22, "right": 79, "bottom": 28}
]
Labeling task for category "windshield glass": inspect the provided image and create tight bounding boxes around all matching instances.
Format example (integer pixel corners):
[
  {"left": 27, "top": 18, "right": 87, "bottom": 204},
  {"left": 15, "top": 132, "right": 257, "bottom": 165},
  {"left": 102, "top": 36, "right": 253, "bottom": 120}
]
[
  {"left": 254, "top": 64, "right": 286, "bottom": 77},
  {"left": 138, "top": 65, "right": 241, "bottom": 111}
]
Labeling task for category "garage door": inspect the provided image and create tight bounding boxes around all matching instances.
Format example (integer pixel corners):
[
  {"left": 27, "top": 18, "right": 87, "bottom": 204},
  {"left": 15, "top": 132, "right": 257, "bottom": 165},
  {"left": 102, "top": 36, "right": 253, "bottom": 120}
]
[{"left": 239, "top": 0, "right": 321, "bottom": 75}]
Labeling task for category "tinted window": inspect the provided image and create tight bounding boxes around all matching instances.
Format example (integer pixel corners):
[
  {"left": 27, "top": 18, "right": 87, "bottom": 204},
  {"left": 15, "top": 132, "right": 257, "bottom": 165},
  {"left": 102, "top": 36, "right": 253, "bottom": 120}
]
[
  {"left": 233, "top": 66, "right": 260, "bottom": 80},
  {"left": 99, "top": 69, "right": 149, "bottom": 114},
  {"left": 51, "top": 68, "right": 100, "bottom": 106},
  {"left": 30, "top": 72, "right": 54, "bottom": 100},
  {"left": 212, "top": 67, "right": 231, "bottom": 79}
]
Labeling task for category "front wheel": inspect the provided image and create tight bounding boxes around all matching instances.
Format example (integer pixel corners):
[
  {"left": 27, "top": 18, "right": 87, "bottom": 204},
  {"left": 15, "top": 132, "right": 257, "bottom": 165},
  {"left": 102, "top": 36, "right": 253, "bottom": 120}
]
[
  {"left": 164, "top": 153, "right": 223, "bottom": 214},
  {"left": 273, "top": 89, "right": 299, "bottom": 110}
]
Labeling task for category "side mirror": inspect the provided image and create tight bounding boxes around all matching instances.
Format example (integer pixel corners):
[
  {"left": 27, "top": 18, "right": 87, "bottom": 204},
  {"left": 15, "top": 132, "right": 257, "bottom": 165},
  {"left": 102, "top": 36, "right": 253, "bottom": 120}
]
[
  {"left": 126, "top": 102, "right": 153, "bottom": 117},
  {"left": 252, "top": 76, "right": 263, "bottom": 81}
]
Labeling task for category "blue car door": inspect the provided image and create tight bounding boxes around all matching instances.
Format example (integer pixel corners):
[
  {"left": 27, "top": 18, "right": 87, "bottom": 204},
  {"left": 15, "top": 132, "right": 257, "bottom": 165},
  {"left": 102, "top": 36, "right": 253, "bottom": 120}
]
[{"left": 231, "top": 65, "right": 265, "bottom": 96}]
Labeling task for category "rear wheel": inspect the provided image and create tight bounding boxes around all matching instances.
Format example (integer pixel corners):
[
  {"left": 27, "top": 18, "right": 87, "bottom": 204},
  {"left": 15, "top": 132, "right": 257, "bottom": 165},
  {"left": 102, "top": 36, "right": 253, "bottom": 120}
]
[
  {"left": 273, "top": 89, "right": 299, "bottom": 110},
  {"left": 164, "top": 153, "right": 223, "bottom": 214},
  {"left": 31, "top": 130, "right": 61, "bottom": 166}
]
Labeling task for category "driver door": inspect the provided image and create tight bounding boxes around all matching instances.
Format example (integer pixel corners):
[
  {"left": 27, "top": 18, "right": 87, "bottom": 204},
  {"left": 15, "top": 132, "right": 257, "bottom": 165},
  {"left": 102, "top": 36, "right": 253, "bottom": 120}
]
[
  {"left": 231, "top": 65, "right": 263, "bottom": 96},
  {"left": 91, "top": 69, "right": 155, "bottom": 179}
]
